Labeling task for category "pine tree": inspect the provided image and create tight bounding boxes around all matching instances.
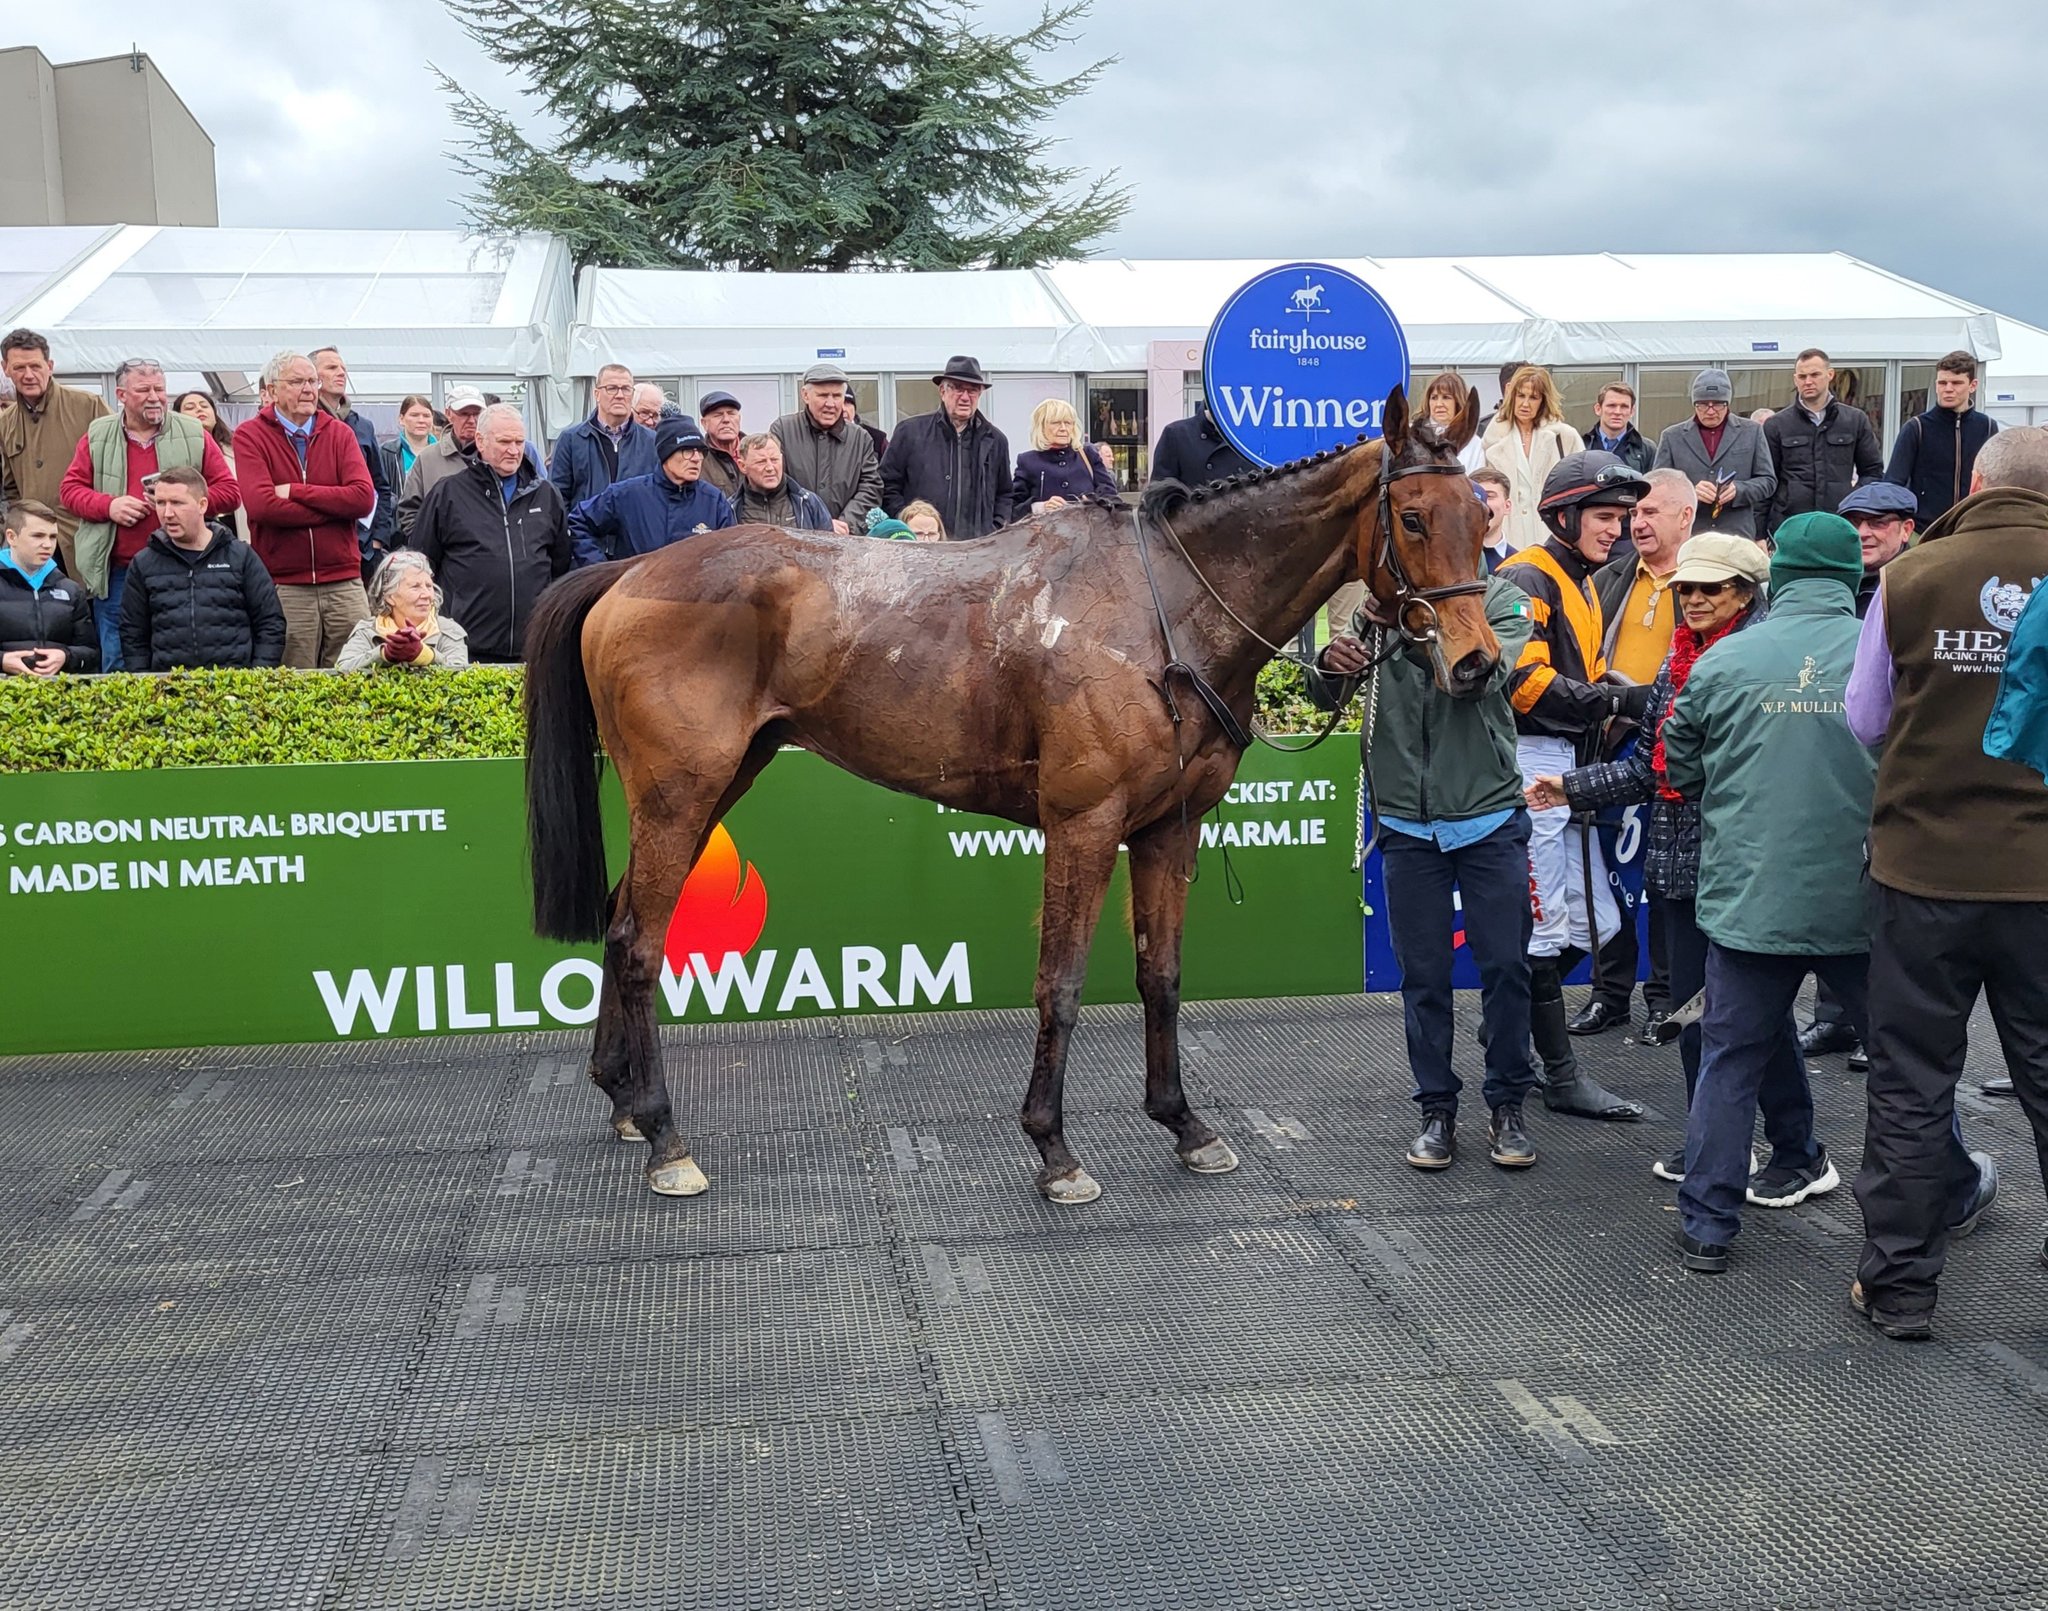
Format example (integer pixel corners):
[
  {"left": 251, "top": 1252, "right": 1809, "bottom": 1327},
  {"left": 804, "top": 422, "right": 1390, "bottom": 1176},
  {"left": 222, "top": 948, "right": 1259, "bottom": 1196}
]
[{"left": 436, "top": 0, "right": 1131, "bottom": 270}]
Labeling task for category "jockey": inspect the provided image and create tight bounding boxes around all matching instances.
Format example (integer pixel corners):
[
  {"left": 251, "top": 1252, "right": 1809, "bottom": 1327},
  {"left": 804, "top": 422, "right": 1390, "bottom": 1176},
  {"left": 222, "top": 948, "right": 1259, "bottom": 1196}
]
[{"left": 1498, "top": 451, "right": 1654, "bottom": 1122}]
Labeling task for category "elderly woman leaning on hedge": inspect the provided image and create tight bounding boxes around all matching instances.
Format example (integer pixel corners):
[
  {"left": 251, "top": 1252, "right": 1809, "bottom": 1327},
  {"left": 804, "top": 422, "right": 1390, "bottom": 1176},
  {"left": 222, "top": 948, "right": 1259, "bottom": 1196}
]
[{"left": 336, "top": 551, "right": 469, "bottom": 671}]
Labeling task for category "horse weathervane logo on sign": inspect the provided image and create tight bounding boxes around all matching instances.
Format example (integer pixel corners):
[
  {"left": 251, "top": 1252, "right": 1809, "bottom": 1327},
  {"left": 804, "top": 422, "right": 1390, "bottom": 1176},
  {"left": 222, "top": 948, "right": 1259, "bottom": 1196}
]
[
  {"left": 1288, "top": 276, "right": 1330, "bottom": 318},
  {"left": 1203, "top": 261, "right": 1411, "bottom": 466}
]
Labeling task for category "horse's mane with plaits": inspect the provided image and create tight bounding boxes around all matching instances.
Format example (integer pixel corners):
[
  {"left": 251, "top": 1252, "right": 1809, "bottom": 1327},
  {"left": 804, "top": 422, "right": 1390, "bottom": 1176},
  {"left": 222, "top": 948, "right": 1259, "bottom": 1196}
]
[{"left": 1136, "top": 422, "right": 1461, "bottom": 523}]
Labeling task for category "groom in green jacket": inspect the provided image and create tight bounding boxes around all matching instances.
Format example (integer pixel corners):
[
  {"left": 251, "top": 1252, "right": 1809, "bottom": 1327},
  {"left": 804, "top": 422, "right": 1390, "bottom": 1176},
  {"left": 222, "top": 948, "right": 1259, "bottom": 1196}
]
[{"left": 1314, "top": 574, "right": 1545, "bottom": 1172}]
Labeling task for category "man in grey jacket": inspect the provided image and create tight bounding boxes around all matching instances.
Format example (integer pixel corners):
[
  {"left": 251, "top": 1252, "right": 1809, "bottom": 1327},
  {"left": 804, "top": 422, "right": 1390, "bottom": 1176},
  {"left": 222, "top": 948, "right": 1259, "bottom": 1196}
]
[
  {"left": 1653, "top": 369, "right": 1777, "bottom": 540},
  {"left": 769, "top": 362, "right": 881, "bottom": 534}
]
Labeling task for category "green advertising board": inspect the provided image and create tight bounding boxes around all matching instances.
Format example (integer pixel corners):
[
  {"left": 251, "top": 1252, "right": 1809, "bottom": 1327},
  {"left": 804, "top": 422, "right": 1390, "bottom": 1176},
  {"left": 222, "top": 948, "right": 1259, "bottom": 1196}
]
[{"left": 0, "top": 748, "right": 1364, "bottom": 1054}]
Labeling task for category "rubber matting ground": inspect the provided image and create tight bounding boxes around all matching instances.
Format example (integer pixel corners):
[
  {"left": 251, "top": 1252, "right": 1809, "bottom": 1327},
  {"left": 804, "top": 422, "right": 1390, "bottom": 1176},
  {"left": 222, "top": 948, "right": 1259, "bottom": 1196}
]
[{"left": 1, "top": 992, "right": 2043, "bottom": 1610}]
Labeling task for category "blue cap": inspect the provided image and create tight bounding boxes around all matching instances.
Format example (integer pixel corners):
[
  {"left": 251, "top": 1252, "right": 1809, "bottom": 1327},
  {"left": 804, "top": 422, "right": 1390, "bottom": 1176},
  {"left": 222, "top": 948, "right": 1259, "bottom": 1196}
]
[
  {"left": 1836, "top": 480, "right": 1919, "bottom": 519},
  {"left": 698, "top": 390, "right": 742, "bottom": 415},
  {"left": 656, "top": 419, "right": 706, "bottom": 460}
]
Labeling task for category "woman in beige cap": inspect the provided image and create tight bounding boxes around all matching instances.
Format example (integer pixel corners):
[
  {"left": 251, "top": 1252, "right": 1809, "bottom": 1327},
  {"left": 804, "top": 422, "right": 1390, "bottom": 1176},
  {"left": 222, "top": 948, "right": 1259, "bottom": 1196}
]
[{"left": 1527, "top": 533, "right": 1770, "bottom": 1181}]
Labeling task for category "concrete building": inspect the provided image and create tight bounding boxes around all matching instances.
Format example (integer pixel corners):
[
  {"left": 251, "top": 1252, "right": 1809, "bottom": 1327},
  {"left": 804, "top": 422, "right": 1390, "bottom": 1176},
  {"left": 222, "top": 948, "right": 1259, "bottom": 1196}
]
[{"left": 0, "top": 46, "right": 217, "bottom": 228}]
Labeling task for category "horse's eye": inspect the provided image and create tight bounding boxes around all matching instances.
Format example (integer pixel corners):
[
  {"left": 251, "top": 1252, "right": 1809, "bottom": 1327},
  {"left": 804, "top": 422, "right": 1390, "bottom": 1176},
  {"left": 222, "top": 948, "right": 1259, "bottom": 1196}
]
[{"left": 1400, "top": 511, "right": 1426, "bottom": 535}]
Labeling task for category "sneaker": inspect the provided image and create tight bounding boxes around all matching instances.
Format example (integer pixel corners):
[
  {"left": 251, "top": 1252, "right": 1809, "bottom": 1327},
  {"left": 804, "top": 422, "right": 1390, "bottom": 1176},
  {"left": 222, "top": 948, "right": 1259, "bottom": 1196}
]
[
  {"left": 1850, "top": 1279, "right": 1932, "bottom": 1341},
  {"left": 1746, "top": 1150, "right": 1841, "bottom": 1209},
  {"left": 1677, "top": 1229, "right": 1729, "bottom": 1274},
  {"left": 1949, "top": 1151, "right": 1998, "bottom": 1237},
  {"left": 1651, "top": 1147, "right": 1687, "bottom": 1183},
  {"left": 1846, "top": 1044, "right": 1870, "bottom": 1074}
]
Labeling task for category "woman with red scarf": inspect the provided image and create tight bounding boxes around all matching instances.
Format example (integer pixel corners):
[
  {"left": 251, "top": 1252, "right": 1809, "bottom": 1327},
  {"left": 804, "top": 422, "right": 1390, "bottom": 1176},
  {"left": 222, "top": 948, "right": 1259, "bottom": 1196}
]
[{"left": 1527, "top": 533, "right": 1771, "bottom": 1182}]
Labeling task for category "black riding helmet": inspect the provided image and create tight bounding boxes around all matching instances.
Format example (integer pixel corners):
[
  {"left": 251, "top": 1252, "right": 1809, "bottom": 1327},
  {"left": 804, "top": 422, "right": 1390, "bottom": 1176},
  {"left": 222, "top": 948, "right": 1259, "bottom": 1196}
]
[{"left": 1537, "top": 450, "right": 1651, "bottom": 541}]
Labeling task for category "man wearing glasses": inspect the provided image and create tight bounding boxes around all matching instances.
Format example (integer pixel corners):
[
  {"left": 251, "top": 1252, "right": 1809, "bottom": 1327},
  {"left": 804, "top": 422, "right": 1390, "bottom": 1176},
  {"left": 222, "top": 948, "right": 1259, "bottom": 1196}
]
[
  {"left": 550, "top": 363, "right": 658, "bottom": 550},
  {"left": 1653, "top": 369, "right": 1777, "bottom": 540}
]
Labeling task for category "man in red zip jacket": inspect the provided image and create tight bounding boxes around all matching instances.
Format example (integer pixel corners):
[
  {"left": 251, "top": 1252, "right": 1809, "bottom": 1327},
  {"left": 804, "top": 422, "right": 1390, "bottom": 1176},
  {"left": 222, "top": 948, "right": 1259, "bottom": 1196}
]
[{"left": 232, "top": 351, "right": 376, "bottom": 668}]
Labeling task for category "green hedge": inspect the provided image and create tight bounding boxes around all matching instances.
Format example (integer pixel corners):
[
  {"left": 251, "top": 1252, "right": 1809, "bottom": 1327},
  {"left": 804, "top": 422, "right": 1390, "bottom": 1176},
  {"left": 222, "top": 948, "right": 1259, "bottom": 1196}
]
[{"left": 0, "top": 661, "right": 1356, "bottom": 774}]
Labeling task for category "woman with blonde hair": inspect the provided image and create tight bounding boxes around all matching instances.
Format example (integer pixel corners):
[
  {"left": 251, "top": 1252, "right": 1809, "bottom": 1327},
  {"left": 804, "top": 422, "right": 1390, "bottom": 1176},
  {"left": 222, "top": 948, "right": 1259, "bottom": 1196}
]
[
  {"left": 1012, "top": 398, "right": 1120, "bottom": 513},
  {"left": 336, "top": 549, "right": 469, "bottom": 670},
  {"left": 899, "top": 501, "right": 948, "bottom": 542},
  {"left": 1483, "top": 365, "right": 1583, "bottom": 552},
  {"left": 1421, "top": 371, "right": 1486, "bottom": 473}
]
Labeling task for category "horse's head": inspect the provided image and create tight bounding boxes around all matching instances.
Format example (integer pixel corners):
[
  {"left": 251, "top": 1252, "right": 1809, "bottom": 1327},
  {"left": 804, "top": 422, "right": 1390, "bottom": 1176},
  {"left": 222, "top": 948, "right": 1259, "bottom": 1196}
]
[{"left": 1362, "top": 384, "right": 1500, "bottom": 700}]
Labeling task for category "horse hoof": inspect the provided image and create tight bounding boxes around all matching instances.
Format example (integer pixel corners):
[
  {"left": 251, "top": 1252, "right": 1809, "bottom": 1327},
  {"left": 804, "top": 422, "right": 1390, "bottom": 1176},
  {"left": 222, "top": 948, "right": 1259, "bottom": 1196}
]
[
  {"left": 1040, "top": 1168, "right": 1102, "bottom": 1206},
  {"left": 613, "top": 1116, "right": 643, "bottom": 1142},
  {"left": 648, "top": 1157, "right": 709, "bottom": 1197},
  {"left": 1180, "top": 1138, "right": 1240, "bottom": 1175}
]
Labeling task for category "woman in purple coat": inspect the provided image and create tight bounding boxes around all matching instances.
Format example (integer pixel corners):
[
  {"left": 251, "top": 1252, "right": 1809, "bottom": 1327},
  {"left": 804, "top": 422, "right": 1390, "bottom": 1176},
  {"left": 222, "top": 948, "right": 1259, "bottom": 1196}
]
[{"left": 1011, "top": 400, "right": 1120, "bottom": 513}]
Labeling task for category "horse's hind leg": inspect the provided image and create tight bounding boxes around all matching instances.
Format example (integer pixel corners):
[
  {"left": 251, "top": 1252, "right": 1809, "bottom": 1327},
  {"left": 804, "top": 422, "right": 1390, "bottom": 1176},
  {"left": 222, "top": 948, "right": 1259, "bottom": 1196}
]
[
  {"left": 588, "top": 876, "right": 648, "bottom": 1141},
  {"left": 1128, "top": 821, "right": 1237, "bottom": 1175},
  {"left": 1021, "top": 805, "right": 1124, "bottom": 1204}
]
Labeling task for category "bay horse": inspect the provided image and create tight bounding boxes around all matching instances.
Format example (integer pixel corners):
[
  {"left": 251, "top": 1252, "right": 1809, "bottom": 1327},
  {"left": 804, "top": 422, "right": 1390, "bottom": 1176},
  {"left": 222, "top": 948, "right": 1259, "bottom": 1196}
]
[{"left": 523, "top": 384, "right": 1494, "bottom": 1203}]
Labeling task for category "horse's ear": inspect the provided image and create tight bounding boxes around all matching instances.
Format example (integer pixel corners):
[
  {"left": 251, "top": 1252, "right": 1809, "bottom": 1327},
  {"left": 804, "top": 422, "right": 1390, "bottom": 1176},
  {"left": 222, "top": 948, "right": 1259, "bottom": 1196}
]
[
  {"left": 1444, "top": 386, "right": 1481, "bottom": 453},
  {"left": 1382, "top": 385, "right": 1410, "bottom": 456}
]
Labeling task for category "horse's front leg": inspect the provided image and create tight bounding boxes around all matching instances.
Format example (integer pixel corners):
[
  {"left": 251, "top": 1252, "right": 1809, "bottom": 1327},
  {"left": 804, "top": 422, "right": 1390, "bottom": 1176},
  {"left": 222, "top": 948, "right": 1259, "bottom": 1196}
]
[
  {"left": 1021, "top": 804, "right": 1124, "bottom": 1204},
  {"left": 1128, "top": 820, "right": 1238, "bottom": 1175}
]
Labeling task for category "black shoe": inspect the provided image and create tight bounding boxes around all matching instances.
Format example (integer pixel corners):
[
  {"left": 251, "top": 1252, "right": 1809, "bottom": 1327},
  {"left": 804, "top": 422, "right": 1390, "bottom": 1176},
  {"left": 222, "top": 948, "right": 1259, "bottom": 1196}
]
[
  {"left": 1531, "top": 959, "right": 1645, "bottom": 1122},
  {"left": 1798, "top": 1021, "right": 1859, "bottom": 1056},
  {"left": 1639, "top": 1012, "right": 1680, "bottom": 1047},
  {"left": 1850, "top": 1279, "right": 1931, "bottom": 1341},
  {"left": 1488, "top": 1104, "right": 1536, "bottom": 1168},
  {"left": 1949, "top": 1151, "right": 1998, "bottom": 1237},
  {"left": 1651, "top": 1147, "right": 1686, "bottom": 1183},
  {"left": 1677, "top": 1229, "right": 1729, "bottom": 1274},
  {"left": 1846, "top": 1044, "right": 1869, "bottom": 1074},
  {"left": 1568, "top": 999, "right": 1624, "bottom": 1036},
  {"left": 1982, "top": 1075, "right": 2016, "bottom": 1097},
  {"left": 1406, "top": 1112, "right": 1455, "bottom": 1171},
  {"left": 1746, "top": 1150, "right": 1841, "bottom": 1209}
]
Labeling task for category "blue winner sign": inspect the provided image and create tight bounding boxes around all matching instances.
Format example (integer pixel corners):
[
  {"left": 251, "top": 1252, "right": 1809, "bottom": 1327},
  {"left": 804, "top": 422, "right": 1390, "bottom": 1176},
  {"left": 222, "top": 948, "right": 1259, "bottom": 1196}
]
[{"left": 1202, "top": 262, "right": 1411, "bottom": 466}]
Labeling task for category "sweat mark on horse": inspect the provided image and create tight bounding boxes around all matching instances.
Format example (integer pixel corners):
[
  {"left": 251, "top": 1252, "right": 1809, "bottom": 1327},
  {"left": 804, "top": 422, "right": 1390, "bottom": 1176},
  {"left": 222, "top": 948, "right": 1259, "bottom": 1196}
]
[{"left": 523, "top": 385, "right": 1493, "bottom": 1203}]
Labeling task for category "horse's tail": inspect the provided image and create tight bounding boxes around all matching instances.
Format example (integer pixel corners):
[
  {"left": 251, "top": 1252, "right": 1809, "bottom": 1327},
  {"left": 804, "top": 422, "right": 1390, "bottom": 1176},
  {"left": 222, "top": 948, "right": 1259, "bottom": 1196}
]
[{"left": 524, "top": 562, "right": 628, "bottom": 943}]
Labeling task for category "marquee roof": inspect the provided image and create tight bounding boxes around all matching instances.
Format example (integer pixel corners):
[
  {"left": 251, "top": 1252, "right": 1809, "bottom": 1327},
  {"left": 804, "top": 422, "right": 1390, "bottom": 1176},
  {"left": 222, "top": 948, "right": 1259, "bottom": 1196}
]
[
  {"left": 572, "top": 251, "right": 2004, "bottom": 375},
  {"left": 0, "top": 225, "right": 572, "bottom": 378}
]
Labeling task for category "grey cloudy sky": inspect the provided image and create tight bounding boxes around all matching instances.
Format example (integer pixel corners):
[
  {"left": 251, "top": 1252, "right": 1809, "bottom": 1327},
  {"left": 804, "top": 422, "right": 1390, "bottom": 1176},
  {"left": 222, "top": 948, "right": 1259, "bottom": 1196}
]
[{"left": 21, "top": 0, "right": 2048, "bottom": 325}]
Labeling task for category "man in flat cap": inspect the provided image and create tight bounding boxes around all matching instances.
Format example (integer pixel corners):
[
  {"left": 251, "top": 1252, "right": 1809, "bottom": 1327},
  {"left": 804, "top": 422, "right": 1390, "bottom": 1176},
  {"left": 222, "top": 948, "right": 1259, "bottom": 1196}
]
[{"left": 770, "top": 362, "right": 881, "bottom": 534}]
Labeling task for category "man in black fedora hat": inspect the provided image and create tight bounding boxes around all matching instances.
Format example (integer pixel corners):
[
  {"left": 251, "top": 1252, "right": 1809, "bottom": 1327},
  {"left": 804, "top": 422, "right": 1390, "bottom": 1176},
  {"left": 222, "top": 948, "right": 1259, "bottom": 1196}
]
[{"left": 880, "top": 355, "right": 1014, "bottom": 539}]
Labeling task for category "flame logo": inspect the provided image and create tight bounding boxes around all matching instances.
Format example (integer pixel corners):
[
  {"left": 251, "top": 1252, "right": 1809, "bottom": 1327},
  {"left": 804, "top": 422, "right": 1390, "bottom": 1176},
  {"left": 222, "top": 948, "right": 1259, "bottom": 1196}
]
[{"left": 663, "top": 824, "right": 768, "bottom": 976}]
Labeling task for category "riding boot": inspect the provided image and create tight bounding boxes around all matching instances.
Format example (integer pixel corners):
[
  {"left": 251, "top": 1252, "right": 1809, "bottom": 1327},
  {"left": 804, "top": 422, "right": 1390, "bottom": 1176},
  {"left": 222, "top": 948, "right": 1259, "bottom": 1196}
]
[{"left": 1531, "top": 955, "right": 1645, "bottom": 1122}]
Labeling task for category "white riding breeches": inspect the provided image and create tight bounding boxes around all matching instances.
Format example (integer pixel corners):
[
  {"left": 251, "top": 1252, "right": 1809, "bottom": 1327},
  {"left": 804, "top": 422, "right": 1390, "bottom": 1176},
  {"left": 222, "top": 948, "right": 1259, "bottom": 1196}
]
[{"left": 1517, "top": 735, "right": 1620, "bottom": 957}]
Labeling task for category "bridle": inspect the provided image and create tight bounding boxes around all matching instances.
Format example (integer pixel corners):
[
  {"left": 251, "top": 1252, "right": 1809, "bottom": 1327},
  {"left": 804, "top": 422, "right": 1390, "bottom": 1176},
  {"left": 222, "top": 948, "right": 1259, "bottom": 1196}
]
[{"left": 1371, "top": 448, "right": 1491, "bottom": 645}]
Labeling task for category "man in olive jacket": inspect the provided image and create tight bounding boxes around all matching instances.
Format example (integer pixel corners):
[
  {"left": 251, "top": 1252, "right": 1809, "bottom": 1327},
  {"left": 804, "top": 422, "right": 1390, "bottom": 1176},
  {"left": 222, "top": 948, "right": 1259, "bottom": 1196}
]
[
  {"left": 1660, "top": 513, "right": 1875, "bottom": 1272},
  {"left": 1312, "top": 576, "right": 1544, "bottom": 1171},
  {"left": 1845, "top": 425, "right": 2046, "bottom": 1338}
]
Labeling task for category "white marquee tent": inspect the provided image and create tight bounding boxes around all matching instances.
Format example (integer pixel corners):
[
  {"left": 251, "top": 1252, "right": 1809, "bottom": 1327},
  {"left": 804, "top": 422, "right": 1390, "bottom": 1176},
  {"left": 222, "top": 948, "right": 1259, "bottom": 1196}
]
[
  {"left": 1984, "top": 314, "right": 2048, "bottom": 424},
  {"left": 0, "top": 225, "right": 575, "bottom": 430},
  {"left": 1, "top": 226, "right": 2032, "bottom": 445},
  {"left": 571, "top": 251, "right": 2001, "bottom": 375}
]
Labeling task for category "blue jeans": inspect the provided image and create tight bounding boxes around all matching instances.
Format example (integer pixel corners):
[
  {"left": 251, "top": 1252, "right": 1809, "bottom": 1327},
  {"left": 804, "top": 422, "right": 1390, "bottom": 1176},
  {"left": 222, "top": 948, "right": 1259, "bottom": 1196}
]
[
  {"left": 1381, "top": 812, "right": 1536, "bottom": 1115},
  {"left": 95, "top": 564, "right": 126, "bottom": 672},
  {"left": 1678, "top": 944, "right": 1860, "bottom": 1246}
]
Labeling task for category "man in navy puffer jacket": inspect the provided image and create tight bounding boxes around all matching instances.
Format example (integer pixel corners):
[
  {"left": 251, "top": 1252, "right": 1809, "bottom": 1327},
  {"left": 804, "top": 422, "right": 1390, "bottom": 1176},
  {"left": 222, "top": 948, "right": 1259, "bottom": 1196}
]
[{"left": 568, "top": 420, "right": 735, "bottom": 567}]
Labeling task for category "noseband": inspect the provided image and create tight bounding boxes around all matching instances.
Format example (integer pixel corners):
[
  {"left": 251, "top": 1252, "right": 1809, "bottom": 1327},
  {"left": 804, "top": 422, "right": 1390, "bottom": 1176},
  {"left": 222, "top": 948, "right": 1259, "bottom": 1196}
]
[{"left": 1374, "top": 453, "right": 1491, "bottom": 645}]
